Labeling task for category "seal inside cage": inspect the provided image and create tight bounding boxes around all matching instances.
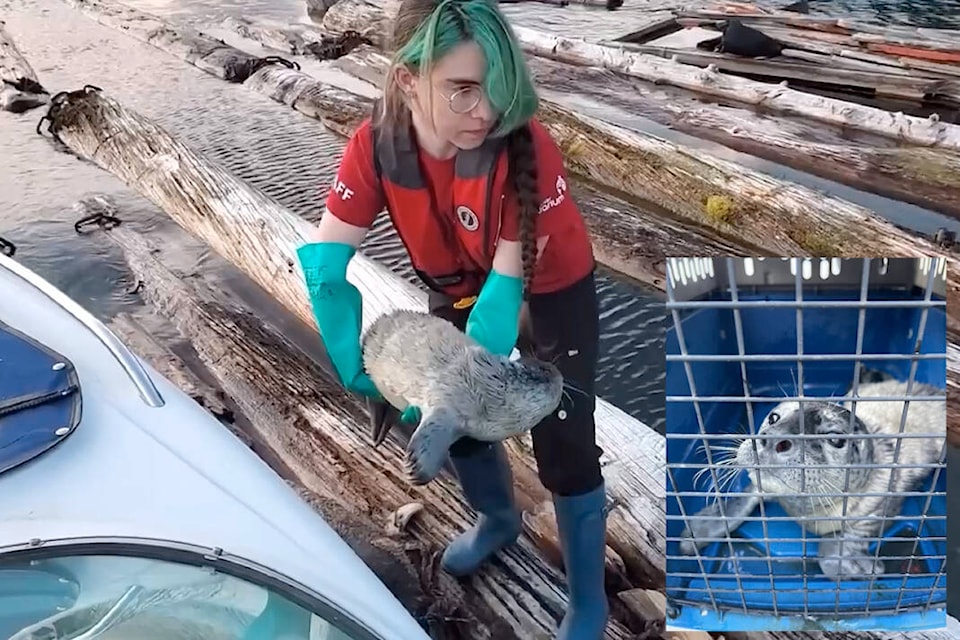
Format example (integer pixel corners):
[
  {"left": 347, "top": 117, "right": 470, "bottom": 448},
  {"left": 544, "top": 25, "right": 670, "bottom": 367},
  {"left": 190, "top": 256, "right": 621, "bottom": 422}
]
[{"left": 665, "top": 260, "right": 946, "bottom": 629}]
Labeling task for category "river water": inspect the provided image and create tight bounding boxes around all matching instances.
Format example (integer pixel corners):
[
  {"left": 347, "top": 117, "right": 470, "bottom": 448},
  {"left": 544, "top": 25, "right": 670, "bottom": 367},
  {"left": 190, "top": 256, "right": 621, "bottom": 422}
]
[{"left": 1, "top": 0, "right": 958, "bottom": 621}]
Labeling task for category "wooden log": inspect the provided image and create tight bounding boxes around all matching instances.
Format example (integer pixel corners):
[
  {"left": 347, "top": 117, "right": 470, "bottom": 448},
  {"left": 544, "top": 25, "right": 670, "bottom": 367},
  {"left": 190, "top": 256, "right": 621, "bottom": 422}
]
[
  {"left": 321, "top": 0, "right": 960, "bottom": 149},
  {"left": 107, "top": 311, "right": 235, "bottom": 429},
  {"left": 37, "top": 85, "right": 661, "bottom": 634},
  {"left": 511, "top": 25, "right": 960, "bottom": 149},
  {"left": 99, "top": 221, "right": 519, "bottom": 640},
  {"left": 328, "top": 41, "right": 960, "bottom": 221},
  {"left": 612, "top": 43, "right": 960, "bottom": 104},
  {"left": 0, "top": 19, "right": 49, "bottom": 112}
]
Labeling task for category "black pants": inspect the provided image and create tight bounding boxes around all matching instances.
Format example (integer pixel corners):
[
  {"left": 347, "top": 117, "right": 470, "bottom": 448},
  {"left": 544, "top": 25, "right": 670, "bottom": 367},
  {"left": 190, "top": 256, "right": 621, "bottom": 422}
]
[{"left": 428, "top": 269, "right": 604, "bottom": 497}]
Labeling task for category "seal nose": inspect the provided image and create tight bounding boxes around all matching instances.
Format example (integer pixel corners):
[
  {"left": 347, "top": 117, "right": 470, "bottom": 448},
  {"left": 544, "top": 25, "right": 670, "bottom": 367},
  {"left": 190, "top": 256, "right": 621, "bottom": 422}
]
[{"left": 775, "top": 440, "right": 792, "bottom": 453}]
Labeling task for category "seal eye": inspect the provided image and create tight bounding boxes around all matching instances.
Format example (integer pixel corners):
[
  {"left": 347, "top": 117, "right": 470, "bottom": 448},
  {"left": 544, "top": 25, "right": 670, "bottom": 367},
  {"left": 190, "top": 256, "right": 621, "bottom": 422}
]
[
  {"left": 768, "top": 412, "right": 780, "bottom": 425},
  {"left": 828, "top": 438, "right": 845, "bottom": 448}
]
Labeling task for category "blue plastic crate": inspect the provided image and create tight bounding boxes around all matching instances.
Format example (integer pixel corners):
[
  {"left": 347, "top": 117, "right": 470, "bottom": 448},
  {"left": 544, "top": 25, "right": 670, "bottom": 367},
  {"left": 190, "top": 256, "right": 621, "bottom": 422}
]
[{"left": 666, "top": 286, "right": 947, "bottom": 632}]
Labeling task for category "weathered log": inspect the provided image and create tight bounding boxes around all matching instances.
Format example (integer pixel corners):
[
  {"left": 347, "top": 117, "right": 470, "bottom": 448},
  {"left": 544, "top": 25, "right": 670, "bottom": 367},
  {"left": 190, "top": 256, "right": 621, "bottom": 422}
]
[
  {"left": 305, "top": 0, "right": 340, "bottom": 22},
  {"left": 0, "top": 19, "right": 48, "bottom": 112},
  {"left": 100, "top": 221, "right": 510, "bottom": 640},
  {"left": 327, "top": 40, "right": 960, "bottom": 221},
  {"left": 107, "top": 311, "right": 235, "bottom": 428},
  {"left": 220, "top": 16, "right": 372, "bottom": 61},
  {"left": 38, "top": 85, "right": 660, "bottom": 636},
  {"left": 505, "top": 25, "right": 960, "bottom": 149},
  {"left": 328, "top": 0, "right": 960, "bottom": 150},
  {"left": 614, "top": 42, "right": 960, "bottom": 104}
]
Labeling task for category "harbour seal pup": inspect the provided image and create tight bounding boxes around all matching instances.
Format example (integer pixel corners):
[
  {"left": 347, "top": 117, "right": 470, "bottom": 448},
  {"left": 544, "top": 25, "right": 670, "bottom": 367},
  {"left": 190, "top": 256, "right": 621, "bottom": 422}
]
[
  {"left": 360, "top": 309, "right": 564, "bottom": 485},
  {"left": 679, "top": 375, "right": 945, "bottom": 579}
]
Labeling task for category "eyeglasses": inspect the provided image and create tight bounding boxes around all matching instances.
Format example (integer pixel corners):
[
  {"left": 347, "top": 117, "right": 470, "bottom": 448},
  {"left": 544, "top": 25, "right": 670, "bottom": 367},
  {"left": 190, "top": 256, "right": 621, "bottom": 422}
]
[{"left": 441, "top": 85, "right": 484, "bottom": 114}]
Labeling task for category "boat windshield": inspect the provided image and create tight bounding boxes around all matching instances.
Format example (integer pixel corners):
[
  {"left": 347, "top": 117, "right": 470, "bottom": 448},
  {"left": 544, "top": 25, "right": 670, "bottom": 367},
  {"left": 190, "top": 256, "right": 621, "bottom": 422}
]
[{"left": 0, "top": 552, "right": 369, "bottom": 640}]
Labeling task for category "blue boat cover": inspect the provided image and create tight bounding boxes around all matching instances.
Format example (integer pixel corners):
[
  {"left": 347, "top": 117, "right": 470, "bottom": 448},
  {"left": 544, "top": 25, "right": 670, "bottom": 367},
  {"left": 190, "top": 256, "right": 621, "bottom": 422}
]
[{"left": 0, "top": 319, "right": 81, "bottom": 475}]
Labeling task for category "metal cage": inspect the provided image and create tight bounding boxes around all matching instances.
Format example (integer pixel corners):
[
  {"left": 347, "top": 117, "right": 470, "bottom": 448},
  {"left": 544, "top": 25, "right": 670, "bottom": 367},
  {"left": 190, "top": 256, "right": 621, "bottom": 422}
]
[{"left": 664, "top": 257, "right": 947, "bottom": 633}]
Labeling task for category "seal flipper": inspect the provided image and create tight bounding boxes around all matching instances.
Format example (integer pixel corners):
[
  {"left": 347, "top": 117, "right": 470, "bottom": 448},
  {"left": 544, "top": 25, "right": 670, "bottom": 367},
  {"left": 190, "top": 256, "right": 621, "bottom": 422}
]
[
  {"left": 679, "top": 484, "right": 762, "bottom": 555},
  {"left": 367, "top": 398, "right": 403, "bottom": 447},
  {"left": 404, "top": 406, "right": 464, "bottom": 486}
]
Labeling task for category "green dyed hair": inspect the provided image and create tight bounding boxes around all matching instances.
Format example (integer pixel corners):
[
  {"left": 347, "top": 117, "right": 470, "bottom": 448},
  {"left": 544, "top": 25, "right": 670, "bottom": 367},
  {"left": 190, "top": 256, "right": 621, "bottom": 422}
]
[{"left": 383, "top": 0, "right": 539, "bottom": 137}]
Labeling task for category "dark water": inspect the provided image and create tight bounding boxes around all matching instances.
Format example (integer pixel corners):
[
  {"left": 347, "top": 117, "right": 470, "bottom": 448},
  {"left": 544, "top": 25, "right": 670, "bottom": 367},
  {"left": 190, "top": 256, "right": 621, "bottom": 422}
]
[{"left": 816, "top": 0, "right": 960, "bottom": 28}]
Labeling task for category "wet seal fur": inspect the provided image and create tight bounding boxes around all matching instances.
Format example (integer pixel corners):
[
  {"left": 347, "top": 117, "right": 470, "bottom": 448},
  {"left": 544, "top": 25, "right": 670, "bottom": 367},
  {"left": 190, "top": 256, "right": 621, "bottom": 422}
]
[
  {"left": 361, "top": 309, "right": 564, "bottom": 485},
  {"left": 679, "top": 371, "right": 945, "bottom": 579}
]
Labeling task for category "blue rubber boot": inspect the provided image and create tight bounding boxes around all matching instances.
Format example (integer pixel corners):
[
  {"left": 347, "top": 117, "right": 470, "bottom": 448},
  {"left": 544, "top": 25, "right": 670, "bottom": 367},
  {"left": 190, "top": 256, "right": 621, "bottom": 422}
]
[
  {"left": 441, "top": 442, "right": 523, "bottom": 576},
  {"left": 553, "top": 481, "right": 610, "bottom": 640}
]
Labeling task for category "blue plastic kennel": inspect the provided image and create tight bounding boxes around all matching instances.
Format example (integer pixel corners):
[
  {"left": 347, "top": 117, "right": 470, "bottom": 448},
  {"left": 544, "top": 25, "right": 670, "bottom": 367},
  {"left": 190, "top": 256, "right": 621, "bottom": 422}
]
[{"left": 665, "top": 258, "right": 947, "bottom": 633}]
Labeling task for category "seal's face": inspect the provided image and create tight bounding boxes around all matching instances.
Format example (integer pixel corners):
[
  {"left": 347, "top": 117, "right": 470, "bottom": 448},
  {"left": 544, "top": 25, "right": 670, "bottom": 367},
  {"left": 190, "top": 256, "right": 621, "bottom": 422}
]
[
  {"left": 736, "top": 401, "right": 874, "bottom": 501},
  {"left": 504, "top": 356, "right": 564, "bottom": 428}
]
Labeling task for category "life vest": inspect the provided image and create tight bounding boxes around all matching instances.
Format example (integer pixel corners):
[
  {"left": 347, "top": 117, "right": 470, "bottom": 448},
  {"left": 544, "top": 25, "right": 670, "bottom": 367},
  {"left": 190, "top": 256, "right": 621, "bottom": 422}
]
[{"left": 370, "top": 110, "right": 511, "bottom": 299}]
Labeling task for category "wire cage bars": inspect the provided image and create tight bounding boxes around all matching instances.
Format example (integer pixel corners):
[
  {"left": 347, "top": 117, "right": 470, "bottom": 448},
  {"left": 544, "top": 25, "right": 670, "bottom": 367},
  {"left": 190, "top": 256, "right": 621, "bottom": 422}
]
[{"left": 664, "top": 257, "right": 947, "bottom": 633}]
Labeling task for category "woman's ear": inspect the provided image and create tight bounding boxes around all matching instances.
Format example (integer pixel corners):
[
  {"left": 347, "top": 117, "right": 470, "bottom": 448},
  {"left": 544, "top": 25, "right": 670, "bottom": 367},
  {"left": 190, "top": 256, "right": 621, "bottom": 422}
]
[{"left": 394, "top": 65, "right": 418, "bottom": 100}]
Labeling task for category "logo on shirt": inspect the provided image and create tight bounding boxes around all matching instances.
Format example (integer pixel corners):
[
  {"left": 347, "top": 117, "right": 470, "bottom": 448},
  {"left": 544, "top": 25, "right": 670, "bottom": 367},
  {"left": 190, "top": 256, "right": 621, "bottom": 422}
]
[
  {"left": 456, "top": 205, "right": 479, "bottom": 232},
  {"left": 538, "top": 174, "right": 567, "bottom": 215},
  {"left": 332, "top": 178, "right": 354, "bottom": 201}
]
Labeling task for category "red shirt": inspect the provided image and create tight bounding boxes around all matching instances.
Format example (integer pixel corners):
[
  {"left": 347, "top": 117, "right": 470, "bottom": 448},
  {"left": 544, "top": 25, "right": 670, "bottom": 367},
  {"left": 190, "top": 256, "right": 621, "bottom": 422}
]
[{"left": 324, "top": 118, "right": 594, "bottom": 294}]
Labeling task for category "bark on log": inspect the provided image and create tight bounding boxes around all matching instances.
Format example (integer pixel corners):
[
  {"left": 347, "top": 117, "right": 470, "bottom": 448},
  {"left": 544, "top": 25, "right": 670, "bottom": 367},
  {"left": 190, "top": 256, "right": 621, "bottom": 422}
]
[
  {"left": 38, "top": 85, "right": 659, "bottom": 636},
  {"left": 321, "top": 0, "right": 960, "bottom": 150},
  {"left": 0, "top": 19, "right": 49, "bottom": 112}
]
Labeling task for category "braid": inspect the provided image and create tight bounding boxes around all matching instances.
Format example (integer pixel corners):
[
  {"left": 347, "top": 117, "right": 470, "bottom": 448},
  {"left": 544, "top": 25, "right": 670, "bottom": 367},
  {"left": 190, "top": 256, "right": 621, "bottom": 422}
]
[{"left": 507, "top": 123, "right": 538, "bottom": 302}]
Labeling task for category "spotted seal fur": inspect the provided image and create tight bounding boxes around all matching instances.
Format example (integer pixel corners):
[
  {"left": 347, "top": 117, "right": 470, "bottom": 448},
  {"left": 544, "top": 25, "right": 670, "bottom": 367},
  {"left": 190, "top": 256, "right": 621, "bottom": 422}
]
[
  {"left": 679, "top": 372, "right": 945, "bottom": 578},
  {"left": 361, "top": 308, "right": 564, "bottom": 485}
]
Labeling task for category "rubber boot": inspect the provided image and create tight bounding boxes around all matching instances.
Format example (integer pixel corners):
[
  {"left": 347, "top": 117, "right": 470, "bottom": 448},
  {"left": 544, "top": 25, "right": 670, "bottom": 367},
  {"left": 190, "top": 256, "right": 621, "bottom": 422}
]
[
  {"left": 553, "top": 481, "right": 610, "bottom": 640},
  {"left": 441, "top": 442, "right": 523, "bottom": 576}
]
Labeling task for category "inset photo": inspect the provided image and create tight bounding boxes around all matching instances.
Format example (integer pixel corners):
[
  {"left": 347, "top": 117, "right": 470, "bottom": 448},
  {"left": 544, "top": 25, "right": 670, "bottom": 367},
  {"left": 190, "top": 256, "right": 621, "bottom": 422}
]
[{"left": 664, "top": 257, "right": 947, "bottom": 633}]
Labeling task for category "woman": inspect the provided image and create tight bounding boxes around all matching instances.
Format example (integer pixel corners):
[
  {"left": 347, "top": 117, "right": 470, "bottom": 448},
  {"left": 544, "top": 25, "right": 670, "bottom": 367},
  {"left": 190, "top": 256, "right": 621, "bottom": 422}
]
[{"left": 296, "top": 1, "right": 607, "bottom": 637}]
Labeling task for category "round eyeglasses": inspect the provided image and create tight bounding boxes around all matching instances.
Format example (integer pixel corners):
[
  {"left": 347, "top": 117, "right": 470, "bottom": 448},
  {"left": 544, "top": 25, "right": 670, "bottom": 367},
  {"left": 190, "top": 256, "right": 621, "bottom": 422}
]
[{"left": 443, "top": 85, "right": 484, "bottom": 114}]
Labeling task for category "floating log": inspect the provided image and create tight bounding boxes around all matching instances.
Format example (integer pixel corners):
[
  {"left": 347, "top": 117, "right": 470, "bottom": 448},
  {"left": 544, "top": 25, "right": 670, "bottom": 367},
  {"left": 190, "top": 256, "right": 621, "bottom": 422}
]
[
  {"left": 106, "top": 311, "right": 236, "bottom": 431},
  {"left": 327, "top": 40, "right": 960, "bottom": 220},
  {"left": 220, "top": 16, "right": 372, "bottom": 61},
  {"left": 37, "top": 85, "right": 662, "bottom": 634},
  {"left": 321, "top": 0, "right": 960, "bottom": 149},
  {"left": 615, "top": 43, "right": 960, "bottom": 104},
  {"left": 0, "top": 19, "right": 48, "bottom": 112},
  {"left": 510, "top": 25, "right": 960, "bottom": 149},
  {"left": 99, "top": 220, "right": 511, "bottom": 640}
]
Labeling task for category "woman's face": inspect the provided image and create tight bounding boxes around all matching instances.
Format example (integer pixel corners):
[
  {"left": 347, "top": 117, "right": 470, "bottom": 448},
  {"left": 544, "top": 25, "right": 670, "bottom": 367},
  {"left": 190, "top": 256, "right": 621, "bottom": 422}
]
[{"left": 400, "top": 40, "right": 497, "bottom": 151}]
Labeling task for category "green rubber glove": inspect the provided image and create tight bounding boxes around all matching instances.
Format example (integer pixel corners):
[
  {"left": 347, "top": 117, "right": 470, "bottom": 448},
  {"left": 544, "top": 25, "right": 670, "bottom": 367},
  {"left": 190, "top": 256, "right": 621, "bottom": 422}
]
[
  {"left": 296, "top": 241, "right": 382, "bottom": 400},
  {"left": 400, "top": 405, "right": 422, "bottom": 425},
  {"left": 465, "top": 269, "right": 524, "bottom": 357}
]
